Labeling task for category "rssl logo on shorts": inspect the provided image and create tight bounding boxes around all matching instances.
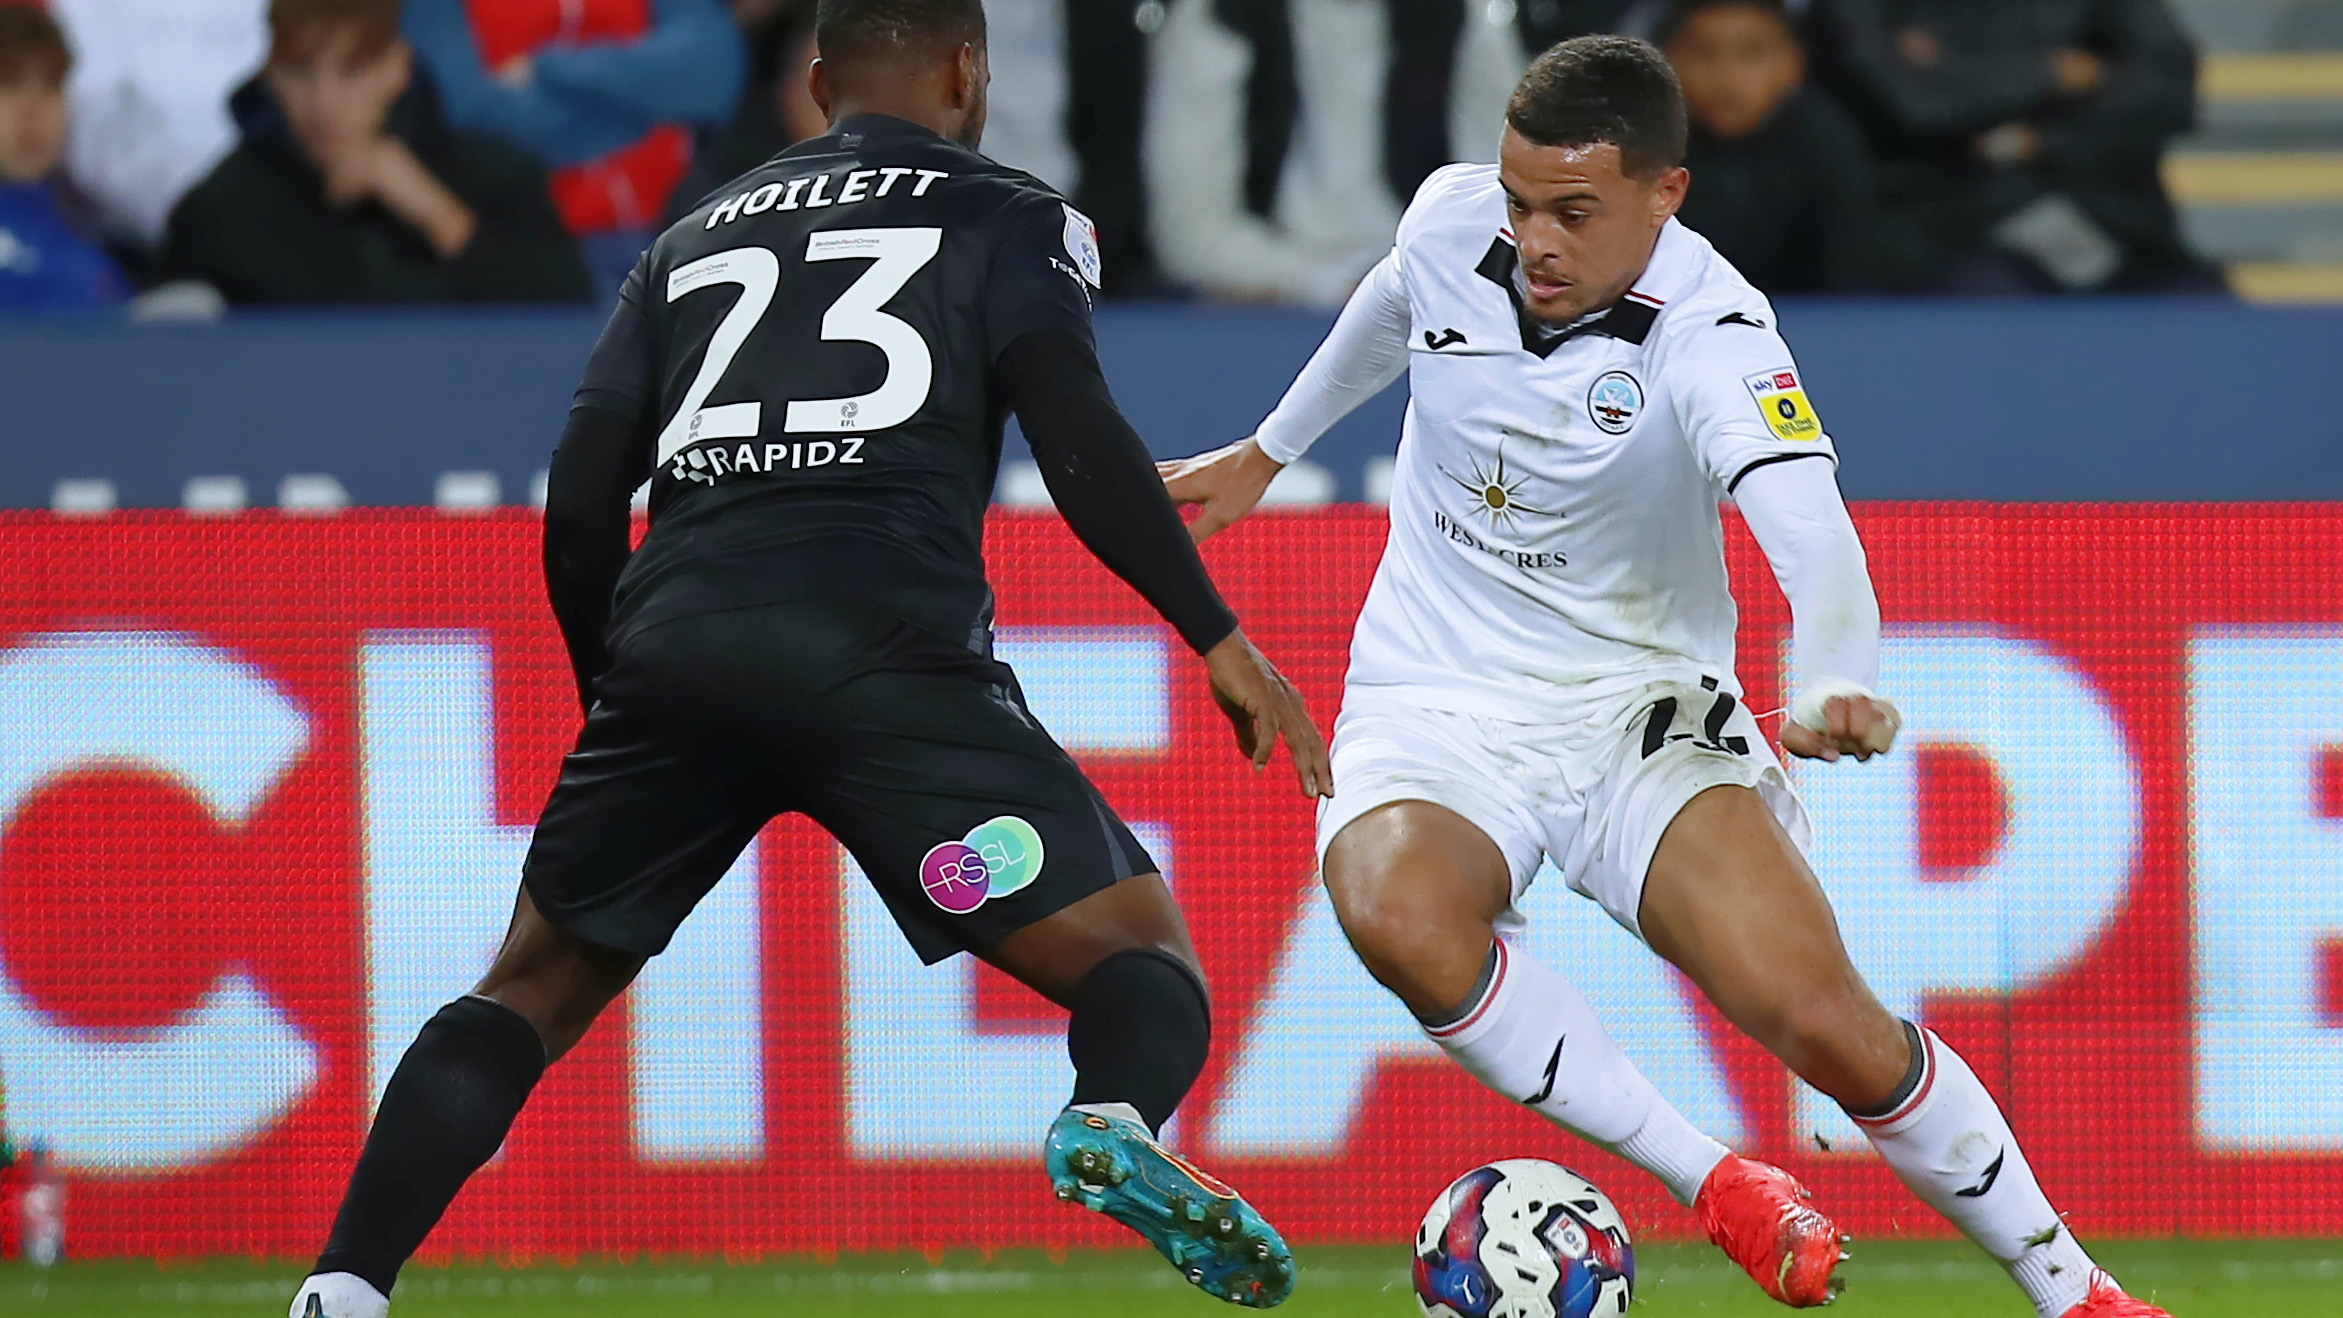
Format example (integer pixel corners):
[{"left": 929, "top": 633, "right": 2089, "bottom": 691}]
[{"left": 920, "top": 816, "right": 1047, "bottom": 914}]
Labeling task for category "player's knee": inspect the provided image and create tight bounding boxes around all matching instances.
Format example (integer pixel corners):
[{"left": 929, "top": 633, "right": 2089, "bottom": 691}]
[
  {"left": 1332, "top": 888, "right": 1488, "bottom": 1012},
  {"left": 473, "top": 947, "right": 641, "bottom": 1063},
  {"left": 1759, "top": 982, "right": 1897, "bottom": 1093}
]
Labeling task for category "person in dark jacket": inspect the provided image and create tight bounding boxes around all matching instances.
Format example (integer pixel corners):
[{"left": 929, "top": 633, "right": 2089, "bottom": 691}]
[
  {"left": 664, "top": 0, "right": 826, "bottom": 227},
  {"left": 165, "top": 0, "right": 592, "bottom": 305},
  {"left": 1807, "top": 0, "right": 2221, "bottom": 292},
  {"left": 0, "top": 3, "right": 126, "bottom": 310},
  {"left": 1663, "top": 0, "right": 1925, "bottom": 292}
]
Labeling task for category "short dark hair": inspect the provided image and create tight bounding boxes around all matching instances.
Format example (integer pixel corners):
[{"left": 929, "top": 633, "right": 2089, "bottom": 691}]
[
  {"left": 0, "top": 4, "right": 71, "bottom": 90},
  {"left": 815, "top": 0, "right": 986, "bottom": 65},
  {"left": 269, "top": 0, "right": 404, "bottom": 64},
  {"left": 1507, "top": 35, "right": 1688, "bottom": 180},
  {"left": 1654, "top": 0, "right": 1792, "bottom": 49}
]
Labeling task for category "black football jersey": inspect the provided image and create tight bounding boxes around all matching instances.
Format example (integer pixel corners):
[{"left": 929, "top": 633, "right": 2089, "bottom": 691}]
[{"left": 571, "top": 114, "right": 1103, "bottom": 650}]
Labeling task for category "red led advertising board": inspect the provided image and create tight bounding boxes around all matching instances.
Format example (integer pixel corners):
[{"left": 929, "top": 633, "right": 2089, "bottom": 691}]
[{"left": 0, "top": 507, "right": 2339, "bottom": 1257}]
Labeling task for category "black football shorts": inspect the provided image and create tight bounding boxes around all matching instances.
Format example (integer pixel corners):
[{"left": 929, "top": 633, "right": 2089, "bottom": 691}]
[{"left": 522, "top": 599, "right": 1157, "bottom": 963}]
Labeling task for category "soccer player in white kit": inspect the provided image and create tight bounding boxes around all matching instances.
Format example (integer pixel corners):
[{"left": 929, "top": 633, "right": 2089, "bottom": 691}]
[{"left": 1165, "top": 35, "right": 2173, "bottom": 1318}]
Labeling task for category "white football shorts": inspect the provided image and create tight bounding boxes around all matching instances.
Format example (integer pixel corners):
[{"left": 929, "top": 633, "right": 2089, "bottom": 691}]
[{"left": 1313, "top": 678, "right": 1812, "bottom": 939}]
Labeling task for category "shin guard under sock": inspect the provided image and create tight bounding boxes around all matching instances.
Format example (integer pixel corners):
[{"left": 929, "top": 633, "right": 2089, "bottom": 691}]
[
  {"left": 313, "top": 996, "right": 548, "bottom": 1296},
  {"left": 1848, "top": 1025, "right": 2100, "bottom": 1317},
  {"left": 1066, "top": 948, "right": 1211, "bottom": 1134},
  {"left": 1426, "top": 939, "right": 1730, "bottom": 1205}
]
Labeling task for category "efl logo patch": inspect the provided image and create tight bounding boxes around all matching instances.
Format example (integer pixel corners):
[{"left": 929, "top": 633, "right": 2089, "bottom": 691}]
[
  {"left": 1062, "top": 204, "right": 1103, "bottom": 288},
  {"left": 1586, "top": 370, "right": 1643, "bottom": 434},
  {"left": 1745, "top": 368, "right": 1822, "bottom": 442},
  {"left": 920, "top": 815, "right": 1047, "bottom": 914}
]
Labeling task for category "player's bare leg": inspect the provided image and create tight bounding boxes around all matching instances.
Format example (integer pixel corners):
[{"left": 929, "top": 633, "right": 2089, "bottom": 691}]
[
  {"left": 983, "top": 872, "right": 1295, "bottom": 1308},
  {"left": 292, "top": 888, "right": 645, "bottom": 1318},
  {"left": 1322, "top": 800, "right": 1844, "bottom": 1304},
  {"left": 1641, "top": 784, "right": 2166, "bottom": 1317}
]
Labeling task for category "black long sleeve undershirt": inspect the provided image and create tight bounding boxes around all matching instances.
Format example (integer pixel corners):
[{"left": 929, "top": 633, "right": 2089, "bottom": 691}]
[
  {"left": 542, "top": 329, "right": 1238, "bottom": 714},
  {"left": 542, "top": 404, "right": 650, "bottom": 714},
  {"left": 998, "top": 328, "right": 1240, "bottom": 656}
]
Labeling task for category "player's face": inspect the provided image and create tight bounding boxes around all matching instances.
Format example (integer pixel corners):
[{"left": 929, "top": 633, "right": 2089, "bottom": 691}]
[
  {"left": 1498, "top": 128, "right": 1688, "bottom": 324},
  {"left": 1667, "top": 3, "right": 1804, "bottom": 140}
]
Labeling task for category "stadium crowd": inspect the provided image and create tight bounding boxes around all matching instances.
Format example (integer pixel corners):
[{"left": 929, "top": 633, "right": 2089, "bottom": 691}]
[{"left": 0, "top": 0, "right": 2219, "bottom": 312}]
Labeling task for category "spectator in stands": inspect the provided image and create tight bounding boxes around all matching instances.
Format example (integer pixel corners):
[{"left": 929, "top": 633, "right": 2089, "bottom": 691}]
[
  {"left": 1662, "top": 0, "right": 1922, "bottom": 292},
  {"left": 402, "top": 0, "right": 744, "bottom": 283},
  {"left": 164, "top": 0, "right": 592, "bottom": 303},
  {"left": 1809, "top": 0, "right": 2221, "bottom": 292},
  {"left": 1145, "top": 0, "right": 1396, "bottom": 307},
  {"left": 45, "top": 0, "right": 268, "bottom": 267},
  {"left": 0, "top": 3, "right": 124, "bottom": 308},
  {"left": 666, "top": 0, "right": 823, "bottom": 225}
]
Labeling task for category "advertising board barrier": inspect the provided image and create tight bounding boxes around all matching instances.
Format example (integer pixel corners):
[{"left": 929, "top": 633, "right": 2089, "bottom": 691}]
[{"left": 0, "top": 506, "right": 2338, "bottom": 1256}]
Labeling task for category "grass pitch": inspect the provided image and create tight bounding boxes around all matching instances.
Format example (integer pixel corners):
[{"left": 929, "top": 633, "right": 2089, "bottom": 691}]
[{"left": 6, "top": 1239, "right": 2336, "bottom": 1318}]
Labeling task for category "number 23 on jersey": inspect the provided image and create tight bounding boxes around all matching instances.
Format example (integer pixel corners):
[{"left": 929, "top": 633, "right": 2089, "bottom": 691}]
[{"left": 656, "top": 228, "right": 943, "bottom": 468}]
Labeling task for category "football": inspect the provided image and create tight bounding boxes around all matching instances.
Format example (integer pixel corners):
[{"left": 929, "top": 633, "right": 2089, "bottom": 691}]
[{"left": 1412, "top": 1159, "right": 1637, "bottom": 1318}]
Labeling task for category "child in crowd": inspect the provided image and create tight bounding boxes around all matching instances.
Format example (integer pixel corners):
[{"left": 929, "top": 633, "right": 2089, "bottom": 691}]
[
  {"left": 0, "top": 3, "right": 126, "bottom": 310},
  {"left": 164, "top": 0, "right": 591, "bottom": 304},
  {"left": 1662, "top": 0, "right": 1924, "bottom": 292}
]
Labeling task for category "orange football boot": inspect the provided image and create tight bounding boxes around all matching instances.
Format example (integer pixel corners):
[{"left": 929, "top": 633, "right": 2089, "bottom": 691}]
[
  {"left": 2060, "top": 1271, "right": 2175, "bottom": 1317},
  {"left": 1694, "top": 1155, "right": 1848, "bottom": 1307}
]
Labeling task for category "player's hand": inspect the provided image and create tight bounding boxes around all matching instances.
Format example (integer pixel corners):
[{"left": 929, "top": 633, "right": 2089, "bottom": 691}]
[
  {"left": 1781, "top": 694, "right": 1900, "bottom": 763},
  {"left": 1159, "top": 438, "right": 1283, "bottom": 543},
  {"left": 1203, "top": 628, "right": 1332, "bottom": 798}
]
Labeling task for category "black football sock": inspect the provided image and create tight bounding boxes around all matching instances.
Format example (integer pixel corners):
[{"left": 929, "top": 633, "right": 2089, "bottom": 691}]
[
  {"left": 313, "top": 996, "right": 548, "bottom": 1295},
  {"left": 1066, "top": 947, "right": 1211, "bottom": 1134}
]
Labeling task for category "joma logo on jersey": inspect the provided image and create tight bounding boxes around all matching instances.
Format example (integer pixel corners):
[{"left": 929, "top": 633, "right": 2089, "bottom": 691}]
[{"left": 669, "top": 437, "right": 866, "bottom": 485}]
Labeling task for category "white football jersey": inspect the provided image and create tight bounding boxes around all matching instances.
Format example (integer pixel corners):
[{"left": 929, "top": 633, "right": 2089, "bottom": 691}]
[{"left": 1328, "top": 164, "right": 1838, "bottom": 720}]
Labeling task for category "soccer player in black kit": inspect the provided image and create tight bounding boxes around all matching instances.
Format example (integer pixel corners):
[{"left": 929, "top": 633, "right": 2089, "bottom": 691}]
[{"left": 287, "top": 1, "right": 1327, "bottom": 1312}]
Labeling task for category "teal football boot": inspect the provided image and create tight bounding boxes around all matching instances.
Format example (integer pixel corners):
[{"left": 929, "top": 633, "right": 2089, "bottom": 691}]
[{"left": 1045, "top": 1106, "right": 1296, "bottom": 1307}]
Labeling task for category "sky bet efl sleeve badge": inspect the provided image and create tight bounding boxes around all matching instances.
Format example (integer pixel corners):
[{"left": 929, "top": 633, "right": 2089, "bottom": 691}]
[
  {"left": 1062, "top": 204, "right": 1103, "bottom": 289},
  {"left": 1745, "top": 367, "right": 1823, "bottom": 441}
]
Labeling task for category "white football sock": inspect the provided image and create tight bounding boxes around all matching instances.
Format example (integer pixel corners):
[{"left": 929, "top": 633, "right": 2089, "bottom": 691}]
[
  {"left": 289, "top": 1272, "right": 390, "bottom": 1318},
  {"left": 1425, "top": 938, "right": 1730, "bottom": 1205},
  {"left": 1851, "top": 1028, "right": 2102, "bottom": 1318}
]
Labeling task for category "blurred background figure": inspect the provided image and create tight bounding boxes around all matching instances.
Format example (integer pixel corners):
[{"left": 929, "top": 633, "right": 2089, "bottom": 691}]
[
  {"left": 1143, "top": 0, "right": 1520, "bottom": 307},
  {"left": 1382, "top": 0, "right": 1536, "bottom": 207},
  {"left": 164, "top": 0, "right": 591, "bottom": 304},
  {"left": 668, "top": 0, "right": 824, "bottom": 223},
  {"left": 0, "top": 1, "right": 126, "bottom": 309},
  {"left": 403, "top": 0, "right": 745, "bottom": 288},
  {"left": 1661, "top": 0, "right": 1922, "bottom": 292},
  {"left": 1809, "top": 0, "right": 2223, "bottom": 292},
  {"left": 43, "top": 0, "right": 268, "bottom": 278},
  {"left": 1062, "top": 0, "right": 1161, "bottom": 294}
]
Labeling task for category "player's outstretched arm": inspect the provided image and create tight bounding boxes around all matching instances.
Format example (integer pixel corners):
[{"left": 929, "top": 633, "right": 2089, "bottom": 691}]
[
  {"left": 1732, "top": 457, "right": 1898, "bottom": 763},
  {"left": 1159, "top": 251, "right": 1412, "bottom": 543},
  {"left": 1158, "top": 437, "right": 1284, "bottom": 544},
  {"left": 1000, "top": 328, "right": 1331, "bottom": 797}
]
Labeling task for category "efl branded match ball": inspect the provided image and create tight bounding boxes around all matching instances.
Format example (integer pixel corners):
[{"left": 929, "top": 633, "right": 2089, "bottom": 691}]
[{"left": 1413, "top": 1159, "right": 1636, "bottom": 1318}]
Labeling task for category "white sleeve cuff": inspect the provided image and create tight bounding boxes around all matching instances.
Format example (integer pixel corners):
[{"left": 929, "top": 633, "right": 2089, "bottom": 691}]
[{"left": 1789, "top": 678, "right": 1900, "bottom": 735}]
